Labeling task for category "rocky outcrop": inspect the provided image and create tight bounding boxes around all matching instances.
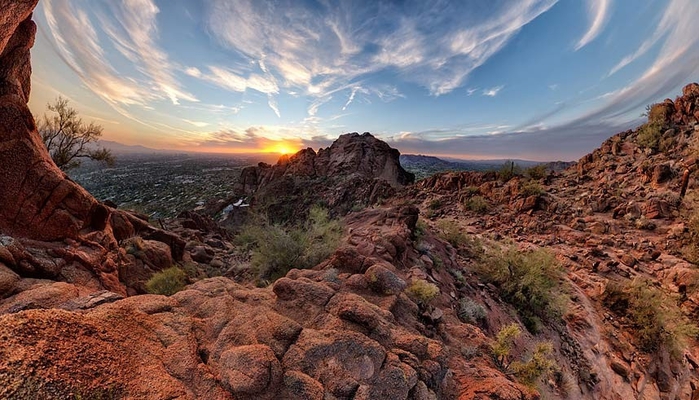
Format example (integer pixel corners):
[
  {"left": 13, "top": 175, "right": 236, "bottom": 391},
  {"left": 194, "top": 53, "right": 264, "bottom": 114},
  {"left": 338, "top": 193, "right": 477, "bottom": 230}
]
[
  {"left": 0, "top": 0, "right": 195, "bottom": 298},
  {"left": 0, "top": 0, "right": 103, "bottom": 241},
  {"left": 239, "top": 132, "right": 414, "bottom": 193},
  {"left": 0, "top": 206, "right": 467, "bottom": 399},
  {"left": 228, "top": 132, "right": 415, "bottom": 224}
]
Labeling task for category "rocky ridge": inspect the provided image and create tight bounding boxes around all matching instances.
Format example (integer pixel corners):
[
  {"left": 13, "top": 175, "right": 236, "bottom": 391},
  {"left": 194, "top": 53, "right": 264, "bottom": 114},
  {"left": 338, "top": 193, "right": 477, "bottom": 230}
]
[
  {"left": 410, "top": 83, "right": 699, "bottom": 398},
  {"left": 227, "top": 132, "right": 415, "bottom": 225}
]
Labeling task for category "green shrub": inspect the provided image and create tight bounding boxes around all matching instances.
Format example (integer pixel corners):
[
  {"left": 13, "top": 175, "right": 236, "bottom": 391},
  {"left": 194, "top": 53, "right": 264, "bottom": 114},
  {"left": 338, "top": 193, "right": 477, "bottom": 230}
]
[
  {"left": 637, "top": 121, "right": 663, "bottom": 150},
  {"left": 304, "top": 205, "right": 343, "bottom": 267},
  {"left": 497, "top": 161, "right": 521, "bottom": 181},
  {"left": 491, "top": 324, "right": 557, "bottom": 386},
  {"left": 458, "top": 298, "right": 487, "bottom": 325},
  {"left": 466, "top": 195, "right": 489, "bottom": 214},
  {"left": 491, "top": 323, "right": 521, "bottom": 369},
  {"left": 682, "top": 208, "right": 699, "bottom": 264},
  {"left": 520, "top": 181, "right": 544, "bottom": 197},
  {"left": 414, "top": 219, "right": 428, "bottom": 239},
  {"left": 436, "top": 219, "right": 468, "bottom": 247},
  {"left": 428, "top": 199, "right": 443, "bottom": 210},
  {"left": 406, "top": 279, "right": 440, "bottom": 305},
  {"left": 237, "top": 205, "right": 342, "bottom": 282},
  {"left": 250, "top": 225, "right": 307, "bottom": 281},
  {"left": 603, "top": 278, "right": 699, "bottom": 358},
  {"left": 145, "top": 267, "right": 187, "bottom": 296},
  {"left": 123, "top": 236, "right": 145, "bottom": 256},
  {"left": 464, "top": 186, "right": 481, "bottom": 196},
  {"left": 474, "top": 246, "right": 567, "bottom": 333},
  {"left": 525, "top": 164, "right": 548, "bottom": 180},
  {"left": 511, "top": 342, "right": 556, "bottom": 386}
]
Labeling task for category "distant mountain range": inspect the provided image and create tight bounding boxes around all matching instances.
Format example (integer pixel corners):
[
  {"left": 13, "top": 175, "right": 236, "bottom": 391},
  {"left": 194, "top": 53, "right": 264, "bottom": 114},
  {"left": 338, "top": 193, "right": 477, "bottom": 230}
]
[
  {"left": 97, "top": 140, "right": 175, "bottom": 155},
  {"left": 400, "top": 154, "right": 573, "bottom": 180},
  {"left": 95, "top": 140, "right": 280, "bottom": 164},
  {"left": 96, "top": 140, "right": 573, "bottom": 175}
]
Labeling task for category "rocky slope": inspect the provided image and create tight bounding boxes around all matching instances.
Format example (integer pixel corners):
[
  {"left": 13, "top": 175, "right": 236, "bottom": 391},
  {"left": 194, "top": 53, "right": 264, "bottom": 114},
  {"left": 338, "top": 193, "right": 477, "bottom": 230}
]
[{"left": 409, "top": 83, "right": 699, "bottom": 398}]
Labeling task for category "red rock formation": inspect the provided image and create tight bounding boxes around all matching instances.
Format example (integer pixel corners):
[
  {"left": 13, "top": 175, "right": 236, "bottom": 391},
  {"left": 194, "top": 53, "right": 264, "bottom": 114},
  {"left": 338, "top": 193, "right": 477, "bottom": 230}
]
[
  {"left": 240, "top": 132, "right": 415, "bottom": 192},
  {"left": 0, "top": 0, "right": 103, "bottom": 241},
  {"left": 229, "top": 132, "right": 415, "bottom": 224}
]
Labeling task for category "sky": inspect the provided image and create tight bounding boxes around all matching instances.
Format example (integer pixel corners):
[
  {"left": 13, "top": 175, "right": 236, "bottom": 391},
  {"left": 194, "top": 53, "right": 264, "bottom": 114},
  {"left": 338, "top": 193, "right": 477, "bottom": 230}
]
[{"left": 28, "top": 0, "right": 699, "bottom": 161}]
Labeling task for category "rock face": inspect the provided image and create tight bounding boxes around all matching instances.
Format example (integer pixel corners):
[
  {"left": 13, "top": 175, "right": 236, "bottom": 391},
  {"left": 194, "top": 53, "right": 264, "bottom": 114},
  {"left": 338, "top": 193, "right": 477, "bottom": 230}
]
[
  {"left": 230, "top": 132, "right": 415, "bottom": 224},
  {"left": 0, "top": 0, "right": 102, "bottom": 241},
  {"left": 0, "top": 0, "right": 193, "bottom": 297}
]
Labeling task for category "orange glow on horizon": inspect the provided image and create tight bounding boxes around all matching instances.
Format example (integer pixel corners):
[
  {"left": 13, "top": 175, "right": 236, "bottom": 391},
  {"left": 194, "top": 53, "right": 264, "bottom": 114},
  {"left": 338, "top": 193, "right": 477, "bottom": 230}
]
[{"left": 261, "top": 141, "right": 301, "bottom": 155}]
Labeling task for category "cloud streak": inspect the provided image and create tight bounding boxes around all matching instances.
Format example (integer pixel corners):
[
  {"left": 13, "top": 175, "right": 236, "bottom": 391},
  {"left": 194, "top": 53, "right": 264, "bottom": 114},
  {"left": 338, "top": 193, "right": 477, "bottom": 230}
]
[
  {"left": 575, "top": 0, "right": 611, "bottom": 50},
  {"left": 483, "top": 86, "right": 504, "bottom": 97},
  {"left": 43, "top": 0, "right": 197, "bottom": 109},
  {"left": 204, "top": 0, "right": 558, "bottom": 110}
]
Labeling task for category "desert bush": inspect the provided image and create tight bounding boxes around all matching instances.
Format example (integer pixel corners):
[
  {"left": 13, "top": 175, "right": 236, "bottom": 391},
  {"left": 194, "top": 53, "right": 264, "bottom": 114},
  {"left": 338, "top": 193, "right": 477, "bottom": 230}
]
[
  {"left": 250, "top": 225, "right": 306, "bottom": 281},
  {"left": 525, "top": 164, "right": 548, "bottom": 180},
  {"left": 436, "top": 219, "right": 468, "bottom": 247},
  {"left": 428, "top": 199, "right": 443, "bottom": 210},
  {"left": 520, "top": 181, "right": 544, "bottom": 197},
  {"left": 466, "top": 195, "right": 489, "bottom": 214},
  {"left": 491, "top": 323, "right": 521, "bottom": 369},
  {"left": 634, "top": 216, "right": 656, "bottom": 230},
  {"left": 38, "top": 96, "right": 114, "bottom": 171},
  {"left": 414, "top": 219, "right": 428, "bottom": 239},
  {"left": 464, "top": 185, "right": 481, "bottom": 196},
  {"left": 511, "top": 342, "right": 556, "bottom": 386},
  {"left": 458, "top": 298, "right": 487, "bottom": 325},
  {"left": 435, "top": 220, "right": 483, "bottom": 257},
  {"left": 474, "top": 245, "right": 567, "bottom": 333},
  {"left": 406, "top": 279, "right": 440, "bottom": 305},
  {"left": 491, "top": 324, "right": 557, "bottom": 386},
  {"left": 304, "top": 205, "right": 343, "bottom": 267},
  {"left": 637, "top": 121, "right": 663, "bottom": 150},
  {"left": 237, "top": 205, "right": 342, "bottom": 281},
  {"left": 682, "top": 208, "right": 699, "bottom": 264},
  {"left": 603, "top": 278, "right": 698, "bottom": 358},
  {"left": 145, "top": 267, "right": 187, "bottom": 296},
  {"left": 123, "top": 236, "right": 145, "bottom": 256},
  {"left": 497, "top": 161, "right": 522, "bottom": 182}
]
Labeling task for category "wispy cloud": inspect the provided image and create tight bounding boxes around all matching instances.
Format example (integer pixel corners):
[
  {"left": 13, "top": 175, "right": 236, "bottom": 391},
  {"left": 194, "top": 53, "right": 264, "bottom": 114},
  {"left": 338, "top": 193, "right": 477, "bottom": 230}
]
[
  {"left": 42, "top": 0, "right": 197, "bottom": 112},
  {"left": 184, "top": 67, "right": 202, "bottom": 78},
  {"left": 516, "top": 0, "right": 699, "bottom": 135},
  {"left": 182, "top": 119, "right": 210, "bottom": 128},
  {"left": 483, "top": 86, "right": 504, "bottom": 97},
  {"left": 203, "top": 66, "right": 278, "bottom": 95},
  {"left": 572, "top": 0, "right": 699, "bottom": 124},
  {"left": 204, "top": 0, "right": 557, "bottom": 108},
  {"left": 386, "top": 119, "right": 635, "bottom": 161},
  {"left": 575, "top": 0, "right": 611, "bottom": 50}
]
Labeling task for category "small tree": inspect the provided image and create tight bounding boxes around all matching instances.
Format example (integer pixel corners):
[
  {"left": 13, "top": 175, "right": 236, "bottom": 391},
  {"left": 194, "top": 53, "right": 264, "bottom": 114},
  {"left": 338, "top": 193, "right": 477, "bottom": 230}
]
[{"left": 38, "top": 96, "right": 114, "bottom": 171}]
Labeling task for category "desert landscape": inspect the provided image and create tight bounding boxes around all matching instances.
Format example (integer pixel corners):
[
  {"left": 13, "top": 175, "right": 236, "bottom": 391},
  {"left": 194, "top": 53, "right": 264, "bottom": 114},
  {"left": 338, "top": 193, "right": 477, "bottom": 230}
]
[{"left": 1, "top": 1, "right": 699, "bottom": 399}]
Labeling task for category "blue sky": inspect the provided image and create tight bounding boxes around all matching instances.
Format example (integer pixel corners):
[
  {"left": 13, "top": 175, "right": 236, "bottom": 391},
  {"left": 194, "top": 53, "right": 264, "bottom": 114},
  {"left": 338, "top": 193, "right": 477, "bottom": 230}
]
[{"left": 28, "top": 0, "right": 699, "bottom": 160}]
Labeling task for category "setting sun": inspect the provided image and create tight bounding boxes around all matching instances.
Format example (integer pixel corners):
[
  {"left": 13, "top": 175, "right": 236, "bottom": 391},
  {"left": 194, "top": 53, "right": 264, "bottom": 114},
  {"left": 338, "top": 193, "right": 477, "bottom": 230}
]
[{"left": 264, "top": 142, "right": 300, "bottom": 155}]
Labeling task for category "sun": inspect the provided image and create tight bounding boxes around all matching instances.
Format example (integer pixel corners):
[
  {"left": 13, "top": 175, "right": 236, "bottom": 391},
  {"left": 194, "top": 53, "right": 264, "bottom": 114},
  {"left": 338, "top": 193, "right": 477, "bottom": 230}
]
[
  {"left": 263, "top": 142, "right": 299, "bottom": 155},
  {"left": 274, "top": 145, "right": 294, "bottom": 155}
]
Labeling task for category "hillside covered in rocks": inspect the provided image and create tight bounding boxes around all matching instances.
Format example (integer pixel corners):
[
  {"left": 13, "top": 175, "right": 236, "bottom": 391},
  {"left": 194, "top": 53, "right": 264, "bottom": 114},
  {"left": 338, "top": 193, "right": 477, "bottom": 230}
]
[{"left": 1, "top": 2, "right": 699, "bottom": 400}]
